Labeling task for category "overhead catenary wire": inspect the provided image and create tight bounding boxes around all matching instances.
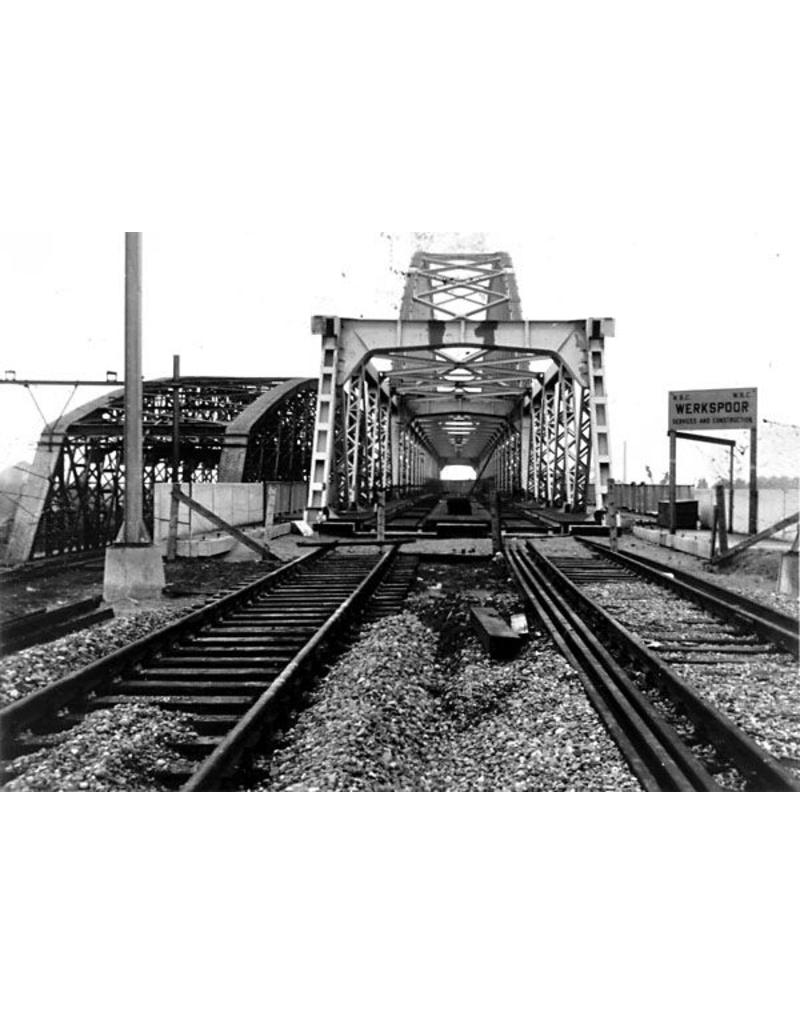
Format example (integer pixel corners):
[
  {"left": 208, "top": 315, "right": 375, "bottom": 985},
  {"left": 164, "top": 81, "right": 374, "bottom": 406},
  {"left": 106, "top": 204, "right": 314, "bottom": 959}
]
[{"left": 762, "top": 417, "right": 800, "bottom": 432}]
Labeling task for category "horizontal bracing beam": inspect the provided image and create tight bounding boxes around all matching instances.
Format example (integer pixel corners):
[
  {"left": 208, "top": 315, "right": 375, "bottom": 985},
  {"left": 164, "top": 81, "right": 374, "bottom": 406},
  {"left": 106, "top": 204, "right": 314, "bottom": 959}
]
[
  {"left": 312, "top": 317, "right": 615, "bottom": 388},
  {"left": 405, "top": 397, "right": 520, "bottom": 420}
]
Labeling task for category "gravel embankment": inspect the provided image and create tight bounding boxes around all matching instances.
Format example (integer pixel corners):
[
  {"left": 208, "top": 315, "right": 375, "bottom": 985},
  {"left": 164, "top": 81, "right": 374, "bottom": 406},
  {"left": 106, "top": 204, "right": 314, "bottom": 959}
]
[
  {"left": 3, "top": 703, "right": 197, "bottom": 791},
  {"left": 247, "top": 599, "right": 640, "bottom": 792}
]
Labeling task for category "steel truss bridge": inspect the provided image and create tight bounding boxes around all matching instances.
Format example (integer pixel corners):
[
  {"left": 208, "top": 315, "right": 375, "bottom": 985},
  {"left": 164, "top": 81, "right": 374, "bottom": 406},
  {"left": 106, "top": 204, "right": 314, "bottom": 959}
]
[
  {"left": 4, "top": 249, "right": 612, "bottom": 560},
  {"left": 6, "top": 377, "right": 316, "bottom": 560},
  {"left": 306, "top": 251, "right": 613, "bottom": 518}
]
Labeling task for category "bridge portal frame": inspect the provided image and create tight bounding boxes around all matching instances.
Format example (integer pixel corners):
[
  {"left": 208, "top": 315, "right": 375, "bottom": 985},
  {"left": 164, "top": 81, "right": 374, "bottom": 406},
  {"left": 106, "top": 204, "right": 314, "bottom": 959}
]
[{"left": 305, "top": 315, "right": 614, "bottom": 519}]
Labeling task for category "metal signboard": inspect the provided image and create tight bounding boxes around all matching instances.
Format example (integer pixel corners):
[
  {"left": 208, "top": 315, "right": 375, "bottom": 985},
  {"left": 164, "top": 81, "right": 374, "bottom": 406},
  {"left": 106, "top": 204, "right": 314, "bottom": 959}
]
[{"left": 668, "top": 387, "right": 758, "bottom": 431}]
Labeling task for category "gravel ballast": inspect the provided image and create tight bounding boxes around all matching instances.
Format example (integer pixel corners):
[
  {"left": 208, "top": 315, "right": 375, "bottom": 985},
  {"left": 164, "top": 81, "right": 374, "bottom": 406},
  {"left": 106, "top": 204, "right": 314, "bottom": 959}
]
[
  {"left": 531, "top": 536, "right": 800, "bottom": 781},
  {"left": 0, "top": 605, "right": 206, "bottom": 791},
  {"left": 3, "top": 703, "right": 197, "bottom": 792},
  {"left": 246, "top": 564, "right": 640, "bottom": 792},
  {"left": 581, "top": 579, "right": 800, "bottom": 777},
  {"left": 0, "top": 606, "right": 194, "bottom": 710}
]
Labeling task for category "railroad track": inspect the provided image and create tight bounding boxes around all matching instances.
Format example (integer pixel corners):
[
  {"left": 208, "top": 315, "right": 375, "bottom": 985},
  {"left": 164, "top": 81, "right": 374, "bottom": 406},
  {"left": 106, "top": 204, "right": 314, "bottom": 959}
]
[
  {"left": 0, "top": 544, "right": 413, "bottom": 791},
  {"left": 0, "top": 596, "right": 114, "bottom": 656},
  {"left": 386, "top": 493, "right": 440, "bottom": 532},
  {"left": 578, "top": 537, "right": 798, "bottom": 657},
  {"left": 0, "top": 549, "right": 106, "bottom": 586},
  {"left": 499, "top": 499, "right": 553, "bottom": 536},
  {"left": 506, "top": 537, "right": 800, "bottom": 792}
]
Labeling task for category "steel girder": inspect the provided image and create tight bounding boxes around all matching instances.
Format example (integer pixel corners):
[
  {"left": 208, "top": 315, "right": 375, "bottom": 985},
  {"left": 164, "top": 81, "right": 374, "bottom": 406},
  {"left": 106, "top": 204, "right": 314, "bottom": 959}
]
[{"left": 5, "top": 377, "right": 317, "bottom": 561}]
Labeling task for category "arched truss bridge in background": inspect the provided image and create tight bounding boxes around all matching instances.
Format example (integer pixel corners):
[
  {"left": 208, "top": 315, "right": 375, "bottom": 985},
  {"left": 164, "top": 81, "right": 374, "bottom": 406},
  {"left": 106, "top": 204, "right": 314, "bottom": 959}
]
[{"left": 6, "top": 376, "right": 316, "bottom": 560}]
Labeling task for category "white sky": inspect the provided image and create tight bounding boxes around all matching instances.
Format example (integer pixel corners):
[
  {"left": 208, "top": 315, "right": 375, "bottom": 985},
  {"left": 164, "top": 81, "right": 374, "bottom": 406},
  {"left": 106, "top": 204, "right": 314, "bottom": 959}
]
[{"left": 0, "top": 4, "right": 798, "bottom": 487}]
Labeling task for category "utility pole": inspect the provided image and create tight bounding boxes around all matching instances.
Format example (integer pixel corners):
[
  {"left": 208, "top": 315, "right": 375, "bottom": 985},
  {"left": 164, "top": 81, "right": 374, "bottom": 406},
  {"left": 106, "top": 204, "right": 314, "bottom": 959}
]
[
  {"left": 122, "top": 233, "right": 147, "bottom": 544},
  {"left": 103, "top": 233, "right": 166, "bottom": 602}
]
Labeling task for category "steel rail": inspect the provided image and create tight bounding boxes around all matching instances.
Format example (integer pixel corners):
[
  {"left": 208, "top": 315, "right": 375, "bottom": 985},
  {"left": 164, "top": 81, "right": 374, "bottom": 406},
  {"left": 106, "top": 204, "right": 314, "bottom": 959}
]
[
  {"left": 525, "top": 541, "right": 800, "bottom": 792},
  {"left": 0, "top": 550, "right": 106, "bottom": 586},
  {"left": 0, "top": 596, "right": 113, "bottom": 656},
  {"left": 505, "top": 542, "right": 718, "bottom": 791},
  {"left": 577, "top": 537, "right": 799, "bottom": 658},
  {"left": 0, "top": 547, "right": 328, "bottom": 758},
  {"left": 182, "top": 544, "right": 399, "bottom": 790}
]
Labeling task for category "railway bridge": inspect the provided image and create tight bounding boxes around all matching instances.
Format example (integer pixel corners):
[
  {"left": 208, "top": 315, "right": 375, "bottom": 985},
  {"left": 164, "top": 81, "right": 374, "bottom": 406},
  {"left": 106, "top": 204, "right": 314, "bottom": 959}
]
[
  {"left": 4, "top": 250, "right": 613, "bottom": 561},
  {"left": 3, "top": 248, "right": 800, "bottom": 798},
  {"left": 305, "top": 251, "right": 614, "bottom": 521}
]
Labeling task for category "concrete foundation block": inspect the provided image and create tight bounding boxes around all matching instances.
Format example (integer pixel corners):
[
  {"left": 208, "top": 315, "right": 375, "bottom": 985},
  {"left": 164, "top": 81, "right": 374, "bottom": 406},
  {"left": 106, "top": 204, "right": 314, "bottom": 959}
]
[{"left": 103, "top": 544, "right": 166, "bottom": 602}]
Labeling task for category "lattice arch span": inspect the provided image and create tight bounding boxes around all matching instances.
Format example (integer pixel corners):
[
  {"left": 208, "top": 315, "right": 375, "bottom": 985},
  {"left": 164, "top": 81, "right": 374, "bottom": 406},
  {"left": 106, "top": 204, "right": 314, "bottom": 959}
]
[{"left": 5, "top": 376, "right": 317, "bottom": 561}]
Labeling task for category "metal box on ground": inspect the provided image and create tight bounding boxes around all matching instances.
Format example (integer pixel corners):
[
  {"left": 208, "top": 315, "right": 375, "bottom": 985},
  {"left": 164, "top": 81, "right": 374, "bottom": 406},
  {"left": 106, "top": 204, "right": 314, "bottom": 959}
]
[
  {"left": 318, "top": 520, "right": 356, "bottom": 536},
  {"left": 469, "top": 605, "right": 523, "bottom": 659}
]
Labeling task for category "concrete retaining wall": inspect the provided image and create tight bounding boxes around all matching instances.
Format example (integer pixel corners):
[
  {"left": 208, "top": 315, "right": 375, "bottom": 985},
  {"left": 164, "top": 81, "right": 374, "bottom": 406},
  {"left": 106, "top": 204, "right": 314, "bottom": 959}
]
[
  {"left": 153, "top": 483, "right": 264, "bottom": 544},
  {"left": 153, "top": 481, "right": 307, "bottom": 548},
  {"left": 632, "top": 526, "right": 716, "bottom": 559}
]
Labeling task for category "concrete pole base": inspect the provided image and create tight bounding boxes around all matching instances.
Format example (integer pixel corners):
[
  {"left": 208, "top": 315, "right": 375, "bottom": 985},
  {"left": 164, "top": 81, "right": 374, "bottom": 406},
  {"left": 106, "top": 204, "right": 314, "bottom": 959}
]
[
  {"left": 778, "top": 550, "right": 798, "bottom": 598},
  {"left": 103, "top": 544, "right": 166, "bottom": 603}
]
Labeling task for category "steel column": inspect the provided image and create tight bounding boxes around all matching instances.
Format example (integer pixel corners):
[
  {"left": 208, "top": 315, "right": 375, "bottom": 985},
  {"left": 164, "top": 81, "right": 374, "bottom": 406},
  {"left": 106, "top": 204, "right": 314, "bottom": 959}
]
[{"left": 305, "top": 322, "right": 340, "bottom": 520}]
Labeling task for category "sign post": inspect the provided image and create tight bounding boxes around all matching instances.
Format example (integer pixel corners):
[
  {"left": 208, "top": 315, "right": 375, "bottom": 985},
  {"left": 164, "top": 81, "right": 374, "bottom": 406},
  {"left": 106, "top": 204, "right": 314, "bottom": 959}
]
[
  {"left": 668, "top": 431, "right": 677, "bottom": 534},
  {"left": 668, "top": 388, "right": 758, "bottom": 536},
  {"left": 749, "top": 425, "right": 758, "bottom": 534}
]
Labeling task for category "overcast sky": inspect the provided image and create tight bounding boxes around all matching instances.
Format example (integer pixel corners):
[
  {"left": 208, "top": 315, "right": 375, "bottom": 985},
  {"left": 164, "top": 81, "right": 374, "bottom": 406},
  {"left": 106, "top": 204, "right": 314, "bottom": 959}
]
[{"left": 0, "top": 5, "right": 797, "bottom": 486}]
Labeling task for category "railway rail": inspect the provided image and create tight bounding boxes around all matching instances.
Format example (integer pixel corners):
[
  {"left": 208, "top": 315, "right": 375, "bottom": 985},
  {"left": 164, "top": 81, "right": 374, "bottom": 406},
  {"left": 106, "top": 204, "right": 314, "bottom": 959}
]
[
  {"left": 506, "top": 537, "right": 800, "bottom": 792},
  {"left": 386, "top": 493, "right": 440, "bottom": 532},
  {"left": 0, "top": 549, "right": 106, "bottom": 586},
  {"left": 0, "top": 543, "right": 415, "bottom": 791},
  {"left": 499, "top": 499, "right": 556, "bottom": 537},
  {"left": 0, "top": 596, "right": 114, "bottom": 656}
]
